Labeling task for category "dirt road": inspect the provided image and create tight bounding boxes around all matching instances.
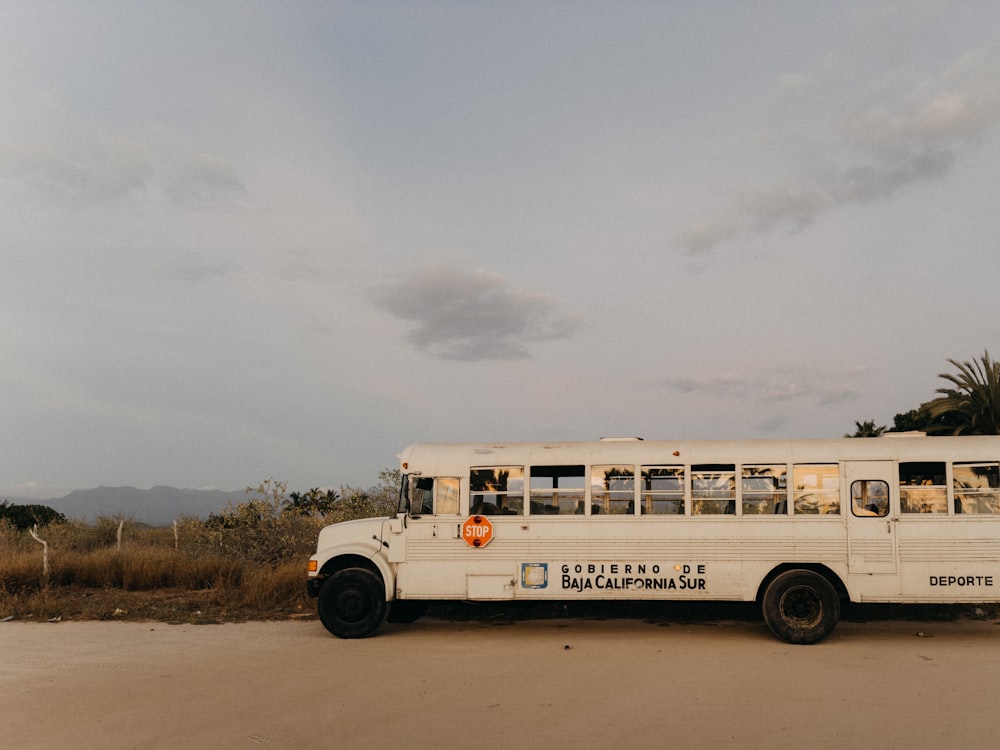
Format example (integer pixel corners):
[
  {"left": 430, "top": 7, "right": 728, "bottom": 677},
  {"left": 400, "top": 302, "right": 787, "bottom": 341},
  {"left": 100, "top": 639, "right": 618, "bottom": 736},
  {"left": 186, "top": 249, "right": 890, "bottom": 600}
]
[{"left": 2, "top": 616, "right": 999, "bottom": 749}]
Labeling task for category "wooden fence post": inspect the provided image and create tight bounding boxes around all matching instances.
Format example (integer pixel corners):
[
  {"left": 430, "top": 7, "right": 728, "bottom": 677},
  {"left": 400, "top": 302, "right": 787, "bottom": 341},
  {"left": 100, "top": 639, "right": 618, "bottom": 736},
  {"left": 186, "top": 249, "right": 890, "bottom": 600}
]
[{"left": 29, "top": 524, "right": 50, "bottom": 579}]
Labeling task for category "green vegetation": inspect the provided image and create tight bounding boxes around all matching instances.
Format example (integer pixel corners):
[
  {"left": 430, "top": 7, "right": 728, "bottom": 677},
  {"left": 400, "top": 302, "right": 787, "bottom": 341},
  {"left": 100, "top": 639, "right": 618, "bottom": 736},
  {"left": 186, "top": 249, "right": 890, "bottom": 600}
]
[
  {"left": 922, "top": 351, "right": 1000, "bottom": 435},
  {"left": 849, "top": 350, "right": 1000, "bottom": 437},
  {"left": 844, "top": 420, "right": 886, "bottom": 438},
  {"left": 0, "top": 501, "right": 67, "bottom": 530},
  {"left": 0, "top": 471, "right": 399, "bottom": 623}
]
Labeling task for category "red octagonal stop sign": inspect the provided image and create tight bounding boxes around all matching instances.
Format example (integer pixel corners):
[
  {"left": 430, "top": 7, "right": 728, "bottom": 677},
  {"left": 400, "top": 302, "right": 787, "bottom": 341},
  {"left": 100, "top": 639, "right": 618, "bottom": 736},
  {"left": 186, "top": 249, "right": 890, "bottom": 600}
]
[{"left": 462, "top": 515, "right": 493, "bottom": 548}]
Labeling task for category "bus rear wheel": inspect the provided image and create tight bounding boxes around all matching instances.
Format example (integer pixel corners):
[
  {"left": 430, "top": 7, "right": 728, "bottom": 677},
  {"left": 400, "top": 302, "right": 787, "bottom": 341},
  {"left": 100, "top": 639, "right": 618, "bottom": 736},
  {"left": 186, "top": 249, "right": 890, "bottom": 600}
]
[
  {"left": 762, "top": 569, "right": 840, "bottom": 645},
  {"left": 318, "top": 568, "right": 387, "bottom": 639}
]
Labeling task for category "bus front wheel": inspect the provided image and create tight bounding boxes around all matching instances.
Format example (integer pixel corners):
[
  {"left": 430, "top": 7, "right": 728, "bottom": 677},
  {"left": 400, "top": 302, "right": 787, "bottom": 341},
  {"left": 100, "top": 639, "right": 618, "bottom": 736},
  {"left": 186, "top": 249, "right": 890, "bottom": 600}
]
[
  {"left": 761, "top": 569, "right": 840, "bottom": 645},
  {"left": 318, "top": 568, "right": 387, "bottom": 639}
]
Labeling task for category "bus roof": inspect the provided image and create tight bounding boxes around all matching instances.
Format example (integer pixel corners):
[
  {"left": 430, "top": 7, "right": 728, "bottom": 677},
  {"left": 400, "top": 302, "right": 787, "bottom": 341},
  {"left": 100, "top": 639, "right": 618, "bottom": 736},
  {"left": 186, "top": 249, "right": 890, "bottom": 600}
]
[{"left": 399, "top": 435, "right": 1000, "bottom": 474}]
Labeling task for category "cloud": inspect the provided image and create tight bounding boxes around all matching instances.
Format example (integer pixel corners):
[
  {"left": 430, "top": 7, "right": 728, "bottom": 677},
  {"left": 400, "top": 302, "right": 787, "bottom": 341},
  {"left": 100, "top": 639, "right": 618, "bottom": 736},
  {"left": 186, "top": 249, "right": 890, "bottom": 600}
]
[
  {"left": 665, "top": 367, "right": 859, "bottom": 409},
  {"left": 846, "top": 46, "right": 1000, "bottom": 146},
  {"left": 677, "top": 44, "right": 1000, "bottom": 254},
  {"left": 754, "top": 414, "right": 790, "bottom": 434},
  {"left": 669, "top": 374, "right": 748, "bottom": 398},
  {"left": 165, "top": 153, "right": 247, "bottom": 207},
  {"left": 0, "top": 90, "right": 245, "bottom": 208},
  {"left": 371, "top": 267, "right": 582, "bottom": 361},
  {"left": 0, "top": 132, "right": 153, "bottom": 205},
  {"left": 165, "top": 252, "right": 244, "bottom": 282}
]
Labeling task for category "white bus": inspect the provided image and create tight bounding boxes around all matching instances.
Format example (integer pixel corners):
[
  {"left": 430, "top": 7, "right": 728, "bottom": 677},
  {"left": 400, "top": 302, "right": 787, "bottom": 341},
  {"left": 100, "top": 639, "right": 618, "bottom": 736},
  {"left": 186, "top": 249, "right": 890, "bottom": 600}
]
[{"left": 306, "top": 435, "right": 1000, "bottom": 643}]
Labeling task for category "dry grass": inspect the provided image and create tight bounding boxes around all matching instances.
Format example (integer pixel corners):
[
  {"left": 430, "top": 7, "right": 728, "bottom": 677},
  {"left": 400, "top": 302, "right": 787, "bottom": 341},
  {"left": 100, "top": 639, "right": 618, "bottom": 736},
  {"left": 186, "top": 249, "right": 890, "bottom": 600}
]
[
  {"left": 0, "top": 475, "right": 402, "bottom": 624},
  {"left": 0, "top": 515, "right": 321, "bottom": 624}
]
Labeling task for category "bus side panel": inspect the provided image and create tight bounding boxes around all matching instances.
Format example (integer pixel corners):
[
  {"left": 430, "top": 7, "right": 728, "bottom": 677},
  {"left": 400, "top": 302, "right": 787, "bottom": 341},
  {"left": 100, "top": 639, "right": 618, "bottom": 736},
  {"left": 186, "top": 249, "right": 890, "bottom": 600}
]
[
  {"left": 895, "top": 516, "right": 1000, "bottom": 602},
  {"left": 397, "top": 516, "right": 850, "bottom": 604}
]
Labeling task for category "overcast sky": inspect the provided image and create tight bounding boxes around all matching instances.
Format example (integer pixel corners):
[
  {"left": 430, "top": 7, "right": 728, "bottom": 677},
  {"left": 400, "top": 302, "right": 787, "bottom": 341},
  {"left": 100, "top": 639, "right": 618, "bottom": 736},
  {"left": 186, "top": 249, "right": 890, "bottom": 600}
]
[{"left": 3, "top": 2, "right": 1000, "bottom": 499}]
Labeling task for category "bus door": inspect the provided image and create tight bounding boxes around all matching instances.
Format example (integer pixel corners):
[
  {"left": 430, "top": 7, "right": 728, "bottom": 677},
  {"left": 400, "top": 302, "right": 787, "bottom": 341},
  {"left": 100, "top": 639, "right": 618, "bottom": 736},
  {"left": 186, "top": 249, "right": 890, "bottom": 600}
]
[
  {"left": 845, "top": 461, "right": 899, "bottom": 578},
  {"left": 385, "top": 476, "right": 465, "bottom": 597}
]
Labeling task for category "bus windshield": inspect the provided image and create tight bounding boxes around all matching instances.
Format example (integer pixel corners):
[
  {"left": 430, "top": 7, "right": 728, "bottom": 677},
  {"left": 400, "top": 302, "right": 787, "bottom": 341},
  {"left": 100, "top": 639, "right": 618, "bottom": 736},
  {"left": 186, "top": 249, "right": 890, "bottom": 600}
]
[{"left": 397, "top": 474, "right": 410, "bottom": 514}]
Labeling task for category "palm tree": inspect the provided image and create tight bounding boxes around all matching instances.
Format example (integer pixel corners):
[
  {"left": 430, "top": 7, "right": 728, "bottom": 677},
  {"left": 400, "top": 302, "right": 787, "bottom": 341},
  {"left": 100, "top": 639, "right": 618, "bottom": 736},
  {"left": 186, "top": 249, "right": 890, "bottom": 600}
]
[
  {"left": 285, "top": 488, "right": 340, "bottom": 516},
  {"left": 922, "top": 351, "right": 1000, "bottom": 435},
  {"left": 845, "top": 420, "right": 886, "bottom": 437}
]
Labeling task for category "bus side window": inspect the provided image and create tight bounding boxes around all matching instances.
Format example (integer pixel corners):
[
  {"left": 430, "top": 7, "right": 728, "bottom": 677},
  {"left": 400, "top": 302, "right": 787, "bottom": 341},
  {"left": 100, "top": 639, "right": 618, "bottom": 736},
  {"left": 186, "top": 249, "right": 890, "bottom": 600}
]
[
  {"left": 530, "top": 466, "right": 585, "bottom": 515},
  {"left": 641, "top": 467, "right": 684, "bottom": 515},
  {"left": 793, "top": 465, "right": 840, "bottom": 515},
  {"left": 692, "top": 465, "right": 735, "bottom": 515},
  {"left": 436, "top": 477, "right": 460, "bottom": 515},
  {"left": 411, "top": 477, "right": 434, "bottom": 515},
  {"left": 953, "top": 463, "right": 1000, "bottom": 514},
  {"left": 592, "top": 465, "right": 635, "bottom": 515},
  {"left": 742, "top": 465, "right": 788, "bottom": 515},
  {"left": 899, "top": 462, "right": 946, "bottom": 513},
  {"left": 470, "top": 467, "right": 524, "bottom": 515},
  {"left": 852, "top": 480, "right": 889, "bottom": 517}
]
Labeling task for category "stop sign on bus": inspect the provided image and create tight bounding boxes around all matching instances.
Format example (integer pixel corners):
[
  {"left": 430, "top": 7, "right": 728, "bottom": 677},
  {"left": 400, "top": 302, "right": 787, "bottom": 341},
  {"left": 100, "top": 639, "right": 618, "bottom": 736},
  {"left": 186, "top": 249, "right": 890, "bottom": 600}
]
[{"left": 462, "top": 515, "right": 493, "bottom": 548}]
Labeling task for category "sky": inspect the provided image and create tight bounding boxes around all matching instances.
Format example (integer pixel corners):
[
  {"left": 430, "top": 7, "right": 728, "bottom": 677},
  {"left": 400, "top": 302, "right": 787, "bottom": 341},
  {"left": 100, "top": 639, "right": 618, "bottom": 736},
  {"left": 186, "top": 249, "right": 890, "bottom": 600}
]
[{"left": 3, "top": 1, "right": 1000, "bottom": 499}]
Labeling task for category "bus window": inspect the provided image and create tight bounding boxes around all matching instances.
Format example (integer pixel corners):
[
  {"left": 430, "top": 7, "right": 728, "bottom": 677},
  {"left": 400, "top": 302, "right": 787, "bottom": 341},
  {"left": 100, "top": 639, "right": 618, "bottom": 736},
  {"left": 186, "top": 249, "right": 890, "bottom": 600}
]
[
  {"left": 692, "top": 465, "right": 735, "bottom": 515},
  {"left": 953, "top": 463, "right": 1000, "bottom": 514},
  {"left": 852, "top": 480, "right": 889, "bottom": 517},
  {"left": 641, "top": 466, "right": 684, "bottom": 515},
  {"left": 742, "top": 465, "right": 788, "bottom": 515},
  {"left": 530, "top": 465, "right": 585, "bottom": 515},
  {"left": 405, "top": 476, "right": 461, "bottom": 515},
  {"left": 900, "top": 462, "right": 946, "bottom": 513},
  {"left": 410, "top": 477, "right": 434, "bottom": 515},
  {"left": 793, "top": 464, "right": 840, "bottom": 515},
  {"left": 591, "top": 465, "right": 635, "bottom": 515},
  {"left": 436, "top": 477, "right": 460, "bottom": 515},
  {"left": 470, "top": 467, "right": 524, "bottom": 515}
]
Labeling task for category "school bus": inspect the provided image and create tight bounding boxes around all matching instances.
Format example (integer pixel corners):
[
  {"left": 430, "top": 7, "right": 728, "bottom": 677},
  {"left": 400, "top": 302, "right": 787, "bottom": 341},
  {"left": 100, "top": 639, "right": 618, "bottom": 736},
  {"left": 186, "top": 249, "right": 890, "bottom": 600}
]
[{"left": 306, "top": 435, "right": 1000, "bottom": 643}]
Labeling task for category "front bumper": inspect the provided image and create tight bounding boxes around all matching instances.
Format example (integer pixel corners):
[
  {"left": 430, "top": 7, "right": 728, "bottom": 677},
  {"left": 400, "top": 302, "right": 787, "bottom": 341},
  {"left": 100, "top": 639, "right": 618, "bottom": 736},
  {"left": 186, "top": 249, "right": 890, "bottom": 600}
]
[{"left": 306, "top": 577, "right": 325, "bottom": 598}]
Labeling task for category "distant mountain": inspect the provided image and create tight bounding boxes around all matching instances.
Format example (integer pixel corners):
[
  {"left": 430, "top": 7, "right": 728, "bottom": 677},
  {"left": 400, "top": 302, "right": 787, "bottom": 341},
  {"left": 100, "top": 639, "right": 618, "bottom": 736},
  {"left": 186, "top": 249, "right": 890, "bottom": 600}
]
[{"left": 10, "top": 486, "right": 247, "bottom": 526}]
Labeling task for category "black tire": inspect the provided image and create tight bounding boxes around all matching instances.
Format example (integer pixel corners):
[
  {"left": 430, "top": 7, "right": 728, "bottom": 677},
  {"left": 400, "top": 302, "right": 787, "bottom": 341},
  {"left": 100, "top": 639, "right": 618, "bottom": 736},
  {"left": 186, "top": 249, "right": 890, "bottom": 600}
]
[
  {"left": 761, "top": 569, "right": 840, "bottom": 645},
  {"left": 386, "top": 600, "right": 430, "bottom": 624},
  {"left": 317, "top": 567, "right": 388, "bottom": 639}
]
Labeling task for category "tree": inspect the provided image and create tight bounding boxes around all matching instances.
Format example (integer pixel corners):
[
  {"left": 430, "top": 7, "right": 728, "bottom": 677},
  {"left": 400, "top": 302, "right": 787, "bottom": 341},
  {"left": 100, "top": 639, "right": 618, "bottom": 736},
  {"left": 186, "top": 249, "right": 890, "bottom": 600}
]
[
  {"left": 889, "top": 408, "right": 932, "bottom": 433},
  {"left": 922, "top": 351, "right": 1000, "bottom": 435},
  {"left": 845, "top": 420, "right": 886, "bottom": 438},
  {"left": 283, "top": 469, "right": 400, "bottom": 520},
  {"left": 0, "top": 501, "right": 66, "bottom": 530},
  {"left": 285, "top": 488, "right": 340, "bottom": 517}
]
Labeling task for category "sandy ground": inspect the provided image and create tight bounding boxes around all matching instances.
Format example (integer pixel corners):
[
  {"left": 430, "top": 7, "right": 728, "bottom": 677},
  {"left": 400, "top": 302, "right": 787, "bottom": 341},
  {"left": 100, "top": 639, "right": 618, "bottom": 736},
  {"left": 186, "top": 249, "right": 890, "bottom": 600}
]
[{"left": 2, "top": 616, "right": 1000, "bottom": 750}]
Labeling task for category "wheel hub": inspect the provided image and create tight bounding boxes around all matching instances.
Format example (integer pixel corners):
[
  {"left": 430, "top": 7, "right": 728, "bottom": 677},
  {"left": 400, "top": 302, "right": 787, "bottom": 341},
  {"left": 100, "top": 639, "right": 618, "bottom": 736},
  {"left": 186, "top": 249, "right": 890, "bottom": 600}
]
[{"left": 781, "top": 586, "right": 822, "bottom": 627}]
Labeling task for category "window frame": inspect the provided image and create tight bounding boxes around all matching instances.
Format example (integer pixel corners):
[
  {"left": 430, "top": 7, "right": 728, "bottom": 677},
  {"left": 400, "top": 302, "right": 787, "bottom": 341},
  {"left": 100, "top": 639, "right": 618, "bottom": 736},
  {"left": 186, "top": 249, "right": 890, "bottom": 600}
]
[
  {"left": 899, "top": 461, "right": 947, "bottom": 514},
  {"left": 691, "top": 464, "right": 736, "bottom": 515},
  {"left": 470, "top": 466, "right": 525, "bottom": 515},
  {"left": 851, "top": 479, "right": 890, "bottom": 518},
  {"left": 741, "top": 464, "right": 789, "bottom": 516},
  {"left": 792, "top": 464, "right": 841, "bottom": 515},
  {"left": 529, "top": 465, "right": 587, "bottom": 516},
  {"left": 590, "top": 464, "right": 636, "bottom": 516},
  {"left": 640, "top": 466, "right": 685, "bottom": 515},
  {"left": 953, "top": 462, "right": 1000, "bottom": 515}
]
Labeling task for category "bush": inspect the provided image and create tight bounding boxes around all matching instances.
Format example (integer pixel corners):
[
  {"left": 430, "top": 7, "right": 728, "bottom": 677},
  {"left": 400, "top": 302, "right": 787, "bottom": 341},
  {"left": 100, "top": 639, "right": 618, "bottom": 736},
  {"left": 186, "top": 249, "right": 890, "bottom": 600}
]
[
  {"left": 197, "top": 479, "right": 326, "bottom": 564},
  {"left": 0, "top": 473, "right": 400, "bottom": 623},
  {"left": 0, "top": 501, "right": 66, "bottom": 530}
]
